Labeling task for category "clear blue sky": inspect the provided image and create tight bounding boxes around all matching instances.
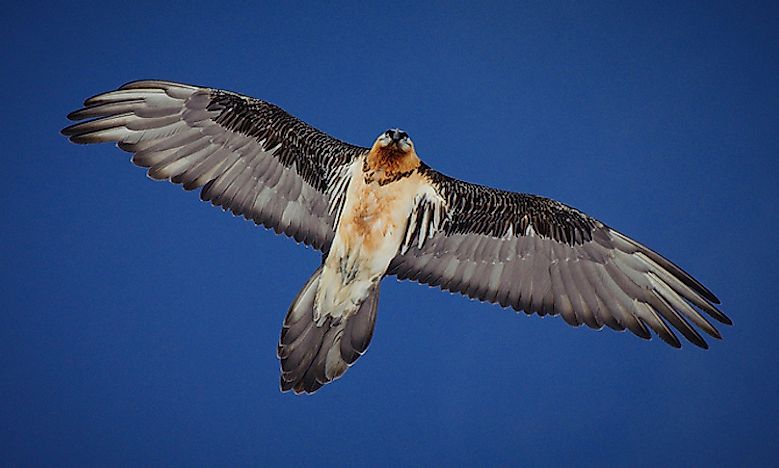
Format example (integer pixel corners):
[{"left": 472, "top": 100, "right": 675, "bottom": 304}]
[{"left": 2, "top": 1, "right": 777, "bottom": 466}]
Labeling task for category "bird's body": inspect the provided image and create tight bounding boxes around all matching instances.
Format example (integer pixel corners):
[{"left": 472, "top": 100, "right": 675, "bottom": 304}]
[
  {"left": 62, "top": 80, "right": 731, "bottom": 394},
  {"left": 316, "top": 147, "right": 427, "bottom": 323}
]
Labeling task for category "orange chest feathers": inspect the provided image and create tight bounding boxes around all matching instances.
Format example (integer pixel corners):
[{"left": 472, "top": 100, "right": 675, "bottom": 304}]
[
  {"left": 364, "top": 146, "right": 421, "bottom": 186},
  {"left": 337, "top": 158, "right": 425, "bottom": 252}
]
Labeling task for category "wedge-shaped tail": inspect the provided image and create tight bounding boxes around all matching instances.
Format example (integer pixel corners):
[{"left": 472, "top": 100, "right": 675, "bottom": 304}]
[{"left": 278, "top": 266, "right": 379, "bottom": 394}]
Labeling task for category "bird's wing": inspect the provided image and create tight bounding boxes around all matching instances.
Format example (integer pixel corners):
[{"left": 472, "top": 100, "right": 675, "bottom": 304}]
[
  {"left": 62, "top": 80, "right": 367, "bottom": 252},
  {"left": 388, "top": 166, "right": 731, "bottom": 348}
]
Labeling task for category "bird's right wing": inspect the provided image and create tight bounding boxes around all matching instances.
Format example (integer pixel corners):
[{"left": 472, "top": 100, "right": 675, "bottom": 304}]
[
  {"left": 389, "top": 167, "right": 731, "bottom": 348},
  {"left": 63, "top": 80, "right": 367, "bottom": 252}
]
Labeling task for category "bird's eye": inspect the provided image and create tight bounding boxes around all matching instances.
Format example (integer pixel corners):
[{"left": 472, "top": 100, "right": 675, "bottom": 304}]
[{"left": 399, "top": 131, "right": 408, "bottom": 140}]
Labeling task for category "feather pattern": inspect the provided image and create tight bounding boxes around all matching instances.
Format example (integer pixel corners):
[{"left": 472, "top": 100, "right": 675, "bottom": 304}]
[
  {"left": 62, "top": 80, "right": 368, "bottom": 252},
  {"left": 390, "top": 167, "right": 730, "bottom": 348}
]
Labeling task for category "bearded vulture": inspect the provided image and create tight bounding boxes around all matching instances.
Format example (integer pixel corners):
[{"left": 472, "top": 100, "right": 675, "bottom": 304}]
[{"left": 62, "top": 80, "right": 731, "bottom": 394}]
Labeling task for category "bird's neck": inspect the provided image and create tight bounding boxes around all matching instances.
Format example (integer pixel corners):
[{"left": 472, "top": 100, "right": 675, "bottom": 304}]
[{"left": 365, "top": 146, "right": 421, "bottom": 184}]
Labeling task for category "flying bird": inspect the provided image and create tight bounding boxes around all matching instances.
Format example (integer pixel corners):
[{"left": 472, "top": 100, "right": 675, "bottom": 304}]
[{"left": 62, "top": 80, "right": 731, "bottom": 394}]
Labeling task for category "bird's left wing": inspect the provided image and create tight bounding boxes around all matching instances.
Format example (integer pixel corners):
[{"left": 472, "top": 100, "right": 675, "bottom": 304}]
[
  {"left": 388, "top": 167, "right": 731, "bottom": 348},
  {"left": 63, "top": 80, "right": 367, "bottom": 252}
]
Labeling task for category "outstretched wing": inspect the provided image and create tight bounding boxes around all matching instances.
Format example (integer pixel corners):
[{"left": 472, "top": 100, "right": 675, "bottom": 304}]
[
  {"left": 389, "top": 167, "right": 731, "bottom": 348},
  {"left": 62, "top": 80, "right": 366, "bottom": 252}
]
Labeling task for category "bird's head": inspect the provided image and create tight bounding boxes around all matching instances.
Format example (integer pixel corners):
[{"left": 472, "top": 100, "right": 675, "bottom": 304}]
[{"left": 374, "top": 128, "right": 414, "bottom": 154}]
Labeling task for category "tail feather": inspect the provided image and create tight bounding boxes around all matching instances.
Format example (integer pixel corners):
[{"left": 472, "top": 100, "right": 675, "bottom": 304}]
[
  {"left": 340, "top": 290, "right": 379, "bottom": 364},
  {"left": 278, "top": 266, "right": 379, "bottom": 394}
]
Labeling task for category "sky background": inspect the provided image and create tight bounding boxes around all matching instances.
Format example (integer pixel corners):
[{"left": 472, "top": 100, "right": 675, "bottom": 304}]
[{"left": 2, "top": 1, "right": 778, "bottom": 466}]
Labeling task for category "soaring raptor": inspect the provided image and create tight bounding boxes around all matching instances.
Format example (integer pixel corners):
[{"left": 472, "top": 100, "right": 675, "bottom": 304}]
[{"left": 63, "top": 80, "right": 731, "bottom": 394}]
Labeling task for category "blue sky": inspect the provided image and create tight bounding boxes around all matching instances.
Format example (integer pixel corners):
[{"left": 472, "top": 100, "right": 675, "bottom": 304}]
[{"left": 2, "top": 1, "right": 778, "bottom": 466}]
